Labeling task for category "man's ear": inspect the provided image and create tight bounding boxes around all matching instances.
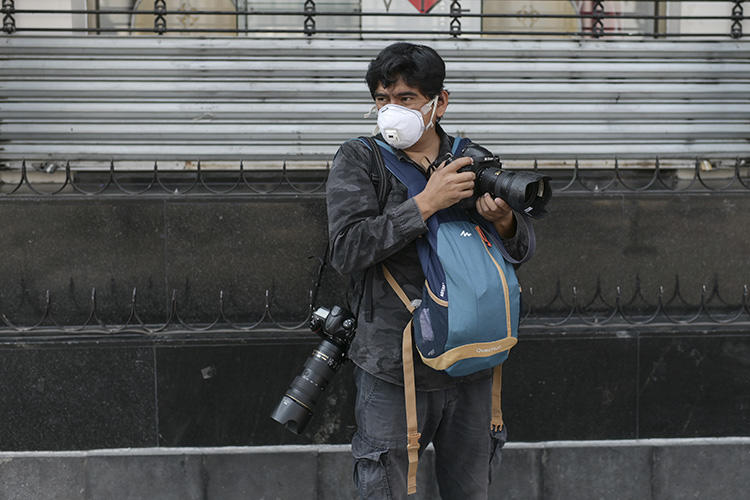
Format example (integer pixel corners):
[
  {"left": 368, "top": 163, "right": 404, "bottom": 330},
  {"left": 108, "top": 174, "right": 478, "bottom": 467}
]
[{"left": 436, "top": 89, "right": 449, "bottom": 119}]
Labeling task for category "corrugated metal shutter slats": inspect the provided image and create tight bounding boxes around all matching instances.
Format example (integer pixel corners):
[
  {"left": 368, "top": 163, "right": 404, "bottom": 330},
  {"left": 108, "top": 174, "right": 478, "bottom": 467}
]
[{"left": 1, "top": 37, "right": 748, "bottom": 161}]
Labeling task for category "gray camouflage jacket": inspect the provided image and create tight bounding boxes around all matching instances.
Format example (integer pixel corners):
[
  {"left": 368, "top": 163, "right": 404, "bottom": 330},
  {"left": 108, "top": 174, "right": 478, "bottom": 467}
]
[{"left": 326, "top": 126, "right": 533, "bottom": 390}]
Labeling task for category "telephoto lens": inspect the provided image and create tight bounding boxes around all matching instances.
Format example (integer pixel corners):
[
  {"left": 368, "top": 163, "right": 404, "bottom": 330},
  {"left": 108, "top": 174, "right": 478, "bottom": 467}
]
[
  {"left": 271, "top": 306, "right": 356, "bottom": 435},
  {"left": 475, "top": 168, "right": 551, "bottom": 218},
  {"left": 461, "top": 143, "right": 552, "bottom": 218}
]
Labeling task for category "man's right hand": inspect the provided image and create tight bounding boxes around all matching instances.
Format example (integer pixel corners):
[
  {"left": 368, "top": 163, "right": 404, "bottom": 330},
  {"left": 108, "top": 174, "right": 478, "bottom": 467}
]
[{"left": 413, "top": 156, "right": 476, "bottom": 221}]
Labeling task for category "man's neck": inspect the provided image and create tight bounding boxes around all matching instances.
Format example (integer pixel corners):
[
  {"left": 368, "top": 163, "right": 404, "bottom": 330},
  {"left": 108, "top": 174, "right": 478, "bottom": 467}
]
[{"left": 404, "top": 128, "right": 441, "bottom": 171}]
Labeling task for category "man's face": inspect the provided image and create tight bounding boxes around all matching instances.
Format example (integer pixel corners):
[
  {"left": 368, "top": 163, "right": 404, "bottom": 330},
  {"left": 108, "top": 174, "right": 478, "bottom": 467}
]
[
  {"left": 373, "top": 78, "right": 431, "bottom": 111},
  {"left": 373, "top": 78, "right": 446, "bottom": 129}
]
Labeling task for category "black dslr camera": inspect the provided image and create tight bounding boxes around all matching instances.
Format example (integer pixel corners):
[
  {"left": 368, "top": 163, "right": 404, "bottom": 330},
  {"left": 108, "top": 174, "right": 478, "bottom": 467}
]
[
  {"left": 451, "top": 143, "right": 552, "bottom": 218},
  {"left": 271, "top": 305, "right": 356, "bottom": 435}
]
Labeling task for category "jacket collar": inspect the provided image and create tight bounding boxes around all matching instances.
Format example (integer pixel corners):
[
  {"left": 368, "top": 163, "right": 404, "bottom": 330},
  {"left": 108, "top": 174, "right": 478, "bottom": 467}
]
[{"left": 377, "top": 124, "right": 454, "bottom": 172}]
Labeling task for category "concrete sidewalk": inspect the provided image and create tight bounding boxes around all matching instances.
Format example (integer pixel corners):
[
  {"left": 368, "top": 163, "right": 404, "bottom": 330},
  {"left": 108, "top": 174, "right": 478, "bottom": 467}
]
[{"left": 1, "top": 438, "right": 749, "bottom": 499}]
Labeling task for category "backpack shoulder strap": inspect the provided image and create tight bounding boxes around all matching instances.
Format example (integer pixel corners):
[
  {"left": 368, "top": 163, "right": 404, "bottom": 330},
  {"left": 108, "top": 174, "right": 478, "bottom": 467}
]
[
  {"left": 382, "top": 264, "right": 420, "bottom": 495},
  {"left": 451, "top": 135, "right": 470, "bottom": 156},
  {"left": 359, "top": 136, "right": 389, "bottom": 211}
]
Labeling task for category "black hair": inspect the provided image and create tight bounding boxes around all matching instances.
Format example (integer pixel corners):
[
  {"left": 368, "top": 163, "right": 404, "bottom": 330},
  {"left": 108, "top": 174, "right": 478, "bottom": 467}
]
[{"left": 365, "top": 42, "right": 445, "bottom": 99}]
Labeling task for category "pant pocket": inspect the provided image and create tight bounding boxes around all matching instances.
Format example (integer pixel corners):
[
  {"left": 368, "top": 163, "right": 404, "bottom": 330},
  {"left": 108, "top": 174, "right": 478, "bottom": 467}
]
[{"left": 352, "top": 432, "right": 392, "bottom": 500}]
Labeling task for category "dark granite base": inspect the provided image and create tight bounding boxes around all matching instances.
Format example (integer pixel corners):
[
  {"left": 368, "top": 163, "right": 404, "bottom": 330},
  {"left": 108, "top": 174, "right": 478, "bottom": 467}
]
[
  {"left": 639, "top": 335, "right": 750, "bottom": 438},
  {"left": 503, "top": 335, "right": 638, "bottom": 441},
  {"left": 0, "top": 344, "right": 156, "bottom": 450},
  {"left": 0, "top": 328, "right": 748, "bottom": 451},
  {"left": 155, "top": 341, "right": 357, "bottom": 447}
]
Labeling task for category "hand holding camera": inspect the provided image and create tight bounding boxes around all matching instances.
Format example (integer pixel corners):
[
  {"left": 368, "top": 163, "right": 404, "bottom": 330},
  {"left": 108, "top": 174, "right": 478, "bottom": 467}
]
[
  {"left": 413, "top": 156, "right": 475, "bottom": 220},
  {"left": 415, "top": 144, "right": 551, "bottom": 221},
  {"left": 476, "top": 193, "right": 513, "bottom": 222},
  {"left": 456, "top": 143, "right": 552, "bottom": 219}
]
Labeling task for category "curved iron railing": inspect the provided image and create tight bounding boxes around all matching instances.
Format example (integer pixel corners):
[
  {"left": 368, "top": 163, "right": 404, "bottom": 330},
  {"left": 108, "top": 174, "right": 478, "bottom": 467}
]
[
  {"left": 521, "top": 276, "right": 750, "bottom": 327},
  {"left": 1, "top": 158, "right": 748, "bottom": 197},
  {"left": 1, "top": 277, "right": 748, "bottom": 337},
  {"left": 0, "top": 160, "right": 330, "bottom": 197}
]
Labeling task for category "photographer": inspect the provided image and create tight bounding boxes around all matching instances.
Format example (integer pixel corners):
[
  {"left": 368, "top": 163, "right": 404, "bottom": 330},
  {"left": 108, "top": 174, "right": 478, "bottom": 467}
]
[{"left": 326, "top": 42, "right": 534, "bottom": 499}]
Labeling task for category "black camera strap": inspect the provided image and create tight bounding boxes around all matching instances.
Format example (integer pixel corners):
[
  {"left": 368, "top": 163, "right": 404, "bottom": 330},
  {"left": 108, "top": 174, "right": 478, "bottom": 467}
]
[
  {"left": 356, "top": 136, "right": 390, "bottom": 322},
  {"left": 311, "top": 136, "right": 389, "bottom": 319},
  {"left": 309, "top": 246, "right": 328, "bottom": 313}
]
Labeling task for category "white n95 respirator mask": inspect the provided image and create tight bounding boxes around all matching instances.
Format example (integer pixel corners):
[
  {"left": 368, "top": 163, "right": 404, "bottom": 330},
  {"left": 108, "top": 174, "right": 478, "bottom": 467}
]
[{"left": 375, "top": 96, "right": 439, "bottom": 150}]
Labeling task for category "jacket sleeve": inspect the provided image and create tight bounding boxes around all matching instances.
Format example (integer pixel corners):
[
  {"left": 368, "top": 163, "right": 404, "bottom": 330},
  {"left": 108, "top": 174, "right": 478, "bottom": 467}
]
[{"left": 326, "top": 139, "right": 427, "bottom": 275}]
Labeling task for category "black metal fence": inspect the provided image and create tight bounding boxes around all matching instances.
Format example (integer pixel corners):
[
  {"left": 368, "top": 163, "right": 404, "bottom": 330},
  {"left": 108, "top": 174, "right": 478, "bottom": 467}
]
[
  {"left": 1, "top": 0, "right": 745, "bottom": 39},
  {"left": 2, "top": 273, "right": 749, "bottom": 337},
  {"left": 1, "top": 158, "right": 748, "bottom": 197}
]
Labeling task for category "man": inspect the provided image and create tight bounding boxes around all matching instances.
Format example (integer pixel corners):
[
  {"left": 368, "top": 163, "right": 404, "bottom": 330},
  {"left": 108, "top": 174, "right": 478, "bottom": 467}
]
[{"left": 326, "top": 42, "right": 532, "bottom": 499}]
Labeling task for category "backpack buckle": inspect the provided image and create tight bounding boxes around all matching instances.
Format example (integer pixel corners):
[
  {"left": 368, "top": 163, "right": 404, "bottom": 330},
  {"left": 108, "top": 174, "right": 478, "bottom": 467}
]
[{"left": 407, "top": 431, "right": 421, "bottom": 451}]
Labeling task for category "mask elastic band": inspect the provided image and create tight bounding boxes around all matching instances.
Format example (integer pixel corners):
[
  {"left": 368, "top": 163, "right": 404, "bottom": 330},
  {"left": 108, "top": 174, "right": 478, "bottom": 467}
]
[
  {"left": 423, "top": 96, "right": 439, "bottom": 130},
  {"left": 364, "top": 104, "right": 378, "bottom": 119}
]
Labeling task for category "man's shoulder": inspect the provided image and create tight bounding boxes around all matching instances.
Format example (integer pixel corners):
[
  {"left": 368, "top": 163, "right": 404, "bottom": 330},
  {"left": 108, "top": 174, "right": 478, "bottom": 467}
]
[
  {"left": 339, "top": 136, "right": 376, "bottom": 152},
  {"left": 327, "top": 137, "right": 379, "bottom": 192},
  {"left": 334, "top": 136, "right": 374, "bottom": 167}
]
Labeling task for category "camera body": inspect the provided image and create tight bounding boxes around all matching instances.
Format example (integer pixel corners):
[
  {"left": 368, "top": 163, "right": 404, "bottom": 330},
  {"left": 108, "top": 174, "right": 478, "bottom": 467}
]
[
  {"left": 309, "top": 305, "right": 357, "bottom": 353},
  {"left": 270, "top": 305, "right": 356, "bottom": 435},
  {"left": 450, "top": 143, "right": 552, "bottom": 218}
]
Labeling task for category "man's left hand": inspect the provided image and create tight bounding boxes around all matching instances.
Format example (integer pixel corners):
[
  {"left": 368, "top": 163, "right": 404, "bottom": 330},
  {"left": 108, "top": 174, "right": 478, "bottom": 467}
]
[{"left": 476, "top": 193, "right": 516, "bottom": 238}]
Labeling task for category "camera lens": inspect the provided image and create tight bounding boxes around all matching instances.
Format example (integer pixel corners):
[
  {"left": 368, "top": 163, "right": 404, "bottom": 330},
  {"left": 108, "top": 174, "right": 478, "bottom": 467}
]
[
  {"left": 476, "top": 166, "right": 551, "bottom": 218},
  {"left": 524, "top": 183, "right": 535, "bottom": 205},
  {"left": 270, "top": 395, "right": 311, "bottom": 435},
  {"left": 271, "top": 339, "right": 345, "bottom": 435},
  {"left": 272, "top": 305, "right": 356, "bottom": 436}
]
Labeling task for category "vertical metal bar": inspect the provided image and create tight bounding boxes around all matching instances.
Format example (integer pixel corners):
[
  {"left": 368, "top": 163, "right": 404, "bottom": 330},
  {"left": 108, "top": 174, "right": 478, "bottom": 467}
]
[
  {"left": 86, "top": 0, "right": 99, "bottom": 34},
  {"left": 154, "top": 0, "right": 167, "bottom": 35},
  {"left": 2, "top": 0, "right": 15, "bottom": 35},
  {"left": 95, "top": 0, "right": 101, "bottom": 35},
  {"left": 652, "top": 0, "right": 668, "bottom": 39},
  {"left": 591, "top": 0, "right": 605, "bottom": 38},
  {"left": 237, "top": 0, "right": 248, "bottom": 36},
  {"left": 731, "top": 1, "right": 744, "bottom": 39},
  {"left": 450, "top": 0, "right": 462, "bottom": 38},
  {"left": 304, "top": 0, "right": 316, "bottom": 36}
]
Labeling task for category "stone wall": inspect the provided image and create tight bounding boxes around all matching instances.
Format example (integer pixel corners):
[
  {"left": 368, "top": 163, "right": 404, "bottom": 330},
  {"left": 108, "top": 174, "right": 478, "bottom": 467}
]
[{"left": 1, "top": 440, "right": 749, "bottom": 500}]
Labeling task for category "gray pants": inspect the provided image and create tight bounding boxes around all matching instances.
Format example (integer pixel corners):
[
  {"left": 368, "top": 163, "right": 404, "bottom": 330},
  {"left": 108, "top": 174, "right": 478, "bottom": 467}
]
[{"left": 352, "top": 366, "right": 506, "bottom": 500}]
